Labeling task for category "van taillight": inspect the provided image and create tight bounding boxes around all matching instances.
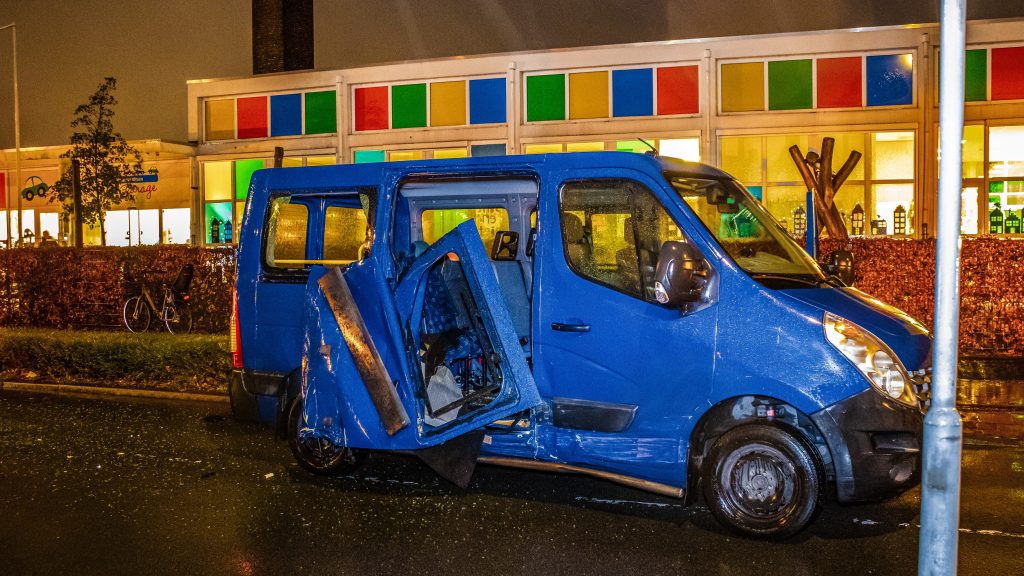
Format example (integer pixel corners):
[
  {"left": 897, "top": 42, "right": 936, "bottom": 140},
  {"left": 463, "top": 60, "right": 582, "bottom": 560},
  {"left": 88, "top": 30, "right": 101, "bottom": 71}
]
[{"left": 230, "top": 288, "right": 243, "bottom": 369}]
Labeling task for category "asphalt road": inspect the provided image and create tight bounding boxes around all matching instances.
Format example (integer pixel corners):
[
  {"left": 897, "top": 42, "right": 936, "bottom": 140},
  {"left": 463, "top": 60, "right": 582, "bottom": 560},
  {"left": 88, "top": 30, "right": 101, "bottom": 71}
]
[{"left": 1, "top": 390, "right": 1021, "bottom": 576}]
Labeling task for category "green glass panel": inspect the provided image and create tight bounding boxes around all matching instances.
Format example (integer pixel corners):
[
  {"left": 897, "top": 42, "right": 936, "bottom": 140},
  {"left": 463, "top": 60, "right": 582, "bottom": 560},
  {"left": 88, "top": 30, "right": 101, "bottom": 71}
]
[
  {"left": 354, "top": 150, "right": 386, "bottom": 163},
  {"left": 768, "top": 60, "right": 812, "bottom": 110},
  {"left": 391, "top": 84, "right": 427, "bottom": 129},
  {"left": 304, "top": 90, "right": 337, "bottom": 135},
  {"left": 234, "top": 159, "right": 264, "bottom": 200},
  {"left": 965, "top": 49, "right": 987, "bottom": 102},
  {"left": 526, "top": 74, "right": 566, "bottom": 122},
  {"left": 205, "top": 202, "right": 233, "bottom": 244},
  {"left": 616, "top": 140, "right": 648, "bottom": 153}
]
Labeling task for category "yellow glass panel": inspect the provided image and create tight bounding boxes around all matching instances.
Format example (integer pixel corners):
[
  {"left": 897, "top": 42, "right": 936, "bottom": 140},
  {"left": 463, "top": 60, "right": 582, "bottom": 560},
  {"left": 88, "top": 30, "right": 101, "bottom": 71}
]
[
  {"left": 234, "top": 202, "right": 245, "bottom": 239},
  {"left": 766, "top": 134, "right": 809, "bottom": 183},
  {"left": 872, "top": 132, "right": 915, "bottom": 180},
  {"left": 203, "top": 161, "right": 233, "bottom": 202},
  {"left": 388, "top": 150, "right": 424, "bottom": 162},
  {"left": 961, "top": 125, "right": 984, "bottom": 179},
  {"left": 720, "top": 136, "right": 763, "bottom": 184},
  {"left": 430, "top": 80, "right": 467, "bottom": 127},
  {"left": 872, "top": 183, "right": 914, "bottom": 235},
  {"left": 820, "top": 132, "right": 866, "bottom": 182},
  {"left": 720, "top": 62, "right": 765, "bottom": 112},
  {"left": 324, "top": 206, "right": 368, "bottom": 262},
  {"left": 432, "top": 149, "right": 469, "bottom": 159},
  {"left": 764, "top": 186, "right": 808, "bottom": 235},
  {"left": 566, "top": 142, "right": 605, "bottom": 152},
  {"left": 204, "top": 99, "right": 235, "bottom": 141},
  {"left": 524, "top": 144, "right": 563, "bottom": 154},
  {"left": 988, "top": 125, "right": 1024, "bottom": 178},
  {"left": 306, "top": 156, "right": 337, "bottom": 166},
  {"left": 421, "top": 208, "right": 510, "bottom": 248},
  {"left": 281, "top": 157, "right": 303, "bottom": 168},
  {"left": 659, "top": 138, "right": 700, "bottom": 162},
  {"left": 568, "top": 71, "right": 609, "bottom": 119}
]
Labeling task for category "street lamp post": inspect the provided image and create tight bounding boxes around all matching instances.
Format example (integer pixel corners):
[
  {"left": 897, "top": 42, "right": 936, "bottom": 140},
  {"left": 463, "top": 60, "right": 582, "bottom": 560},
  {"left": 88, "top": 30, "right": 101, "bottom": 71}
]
[{"left": 1, "top": 23, "right": 20, "bottom": 249}]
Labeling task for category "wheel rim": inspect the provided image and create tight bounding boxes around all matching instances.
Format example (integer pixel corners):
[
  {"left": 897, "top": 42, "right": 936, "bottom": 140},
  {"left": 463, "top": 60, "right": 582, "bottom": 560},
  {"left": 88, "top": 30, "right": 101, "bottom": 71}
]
[
  {"left": 293, "top": 412, "right": 358, "bottom": 471},
  {"left": 719, "top": 443, "right": 799, "bottom": 522}
]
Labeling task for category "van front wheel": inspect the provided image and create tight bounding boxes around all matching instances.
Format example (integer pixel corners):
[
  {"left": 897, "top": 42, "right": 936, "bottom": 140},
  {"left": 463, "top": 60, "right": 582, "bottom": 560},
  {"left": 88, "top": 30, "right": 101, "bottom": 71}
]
[
  {"left": 287, "top": 398, "right": 366, "bottom": 476},
  {"left": 702, "top": 424, "right": 823, "bottom": 540}
]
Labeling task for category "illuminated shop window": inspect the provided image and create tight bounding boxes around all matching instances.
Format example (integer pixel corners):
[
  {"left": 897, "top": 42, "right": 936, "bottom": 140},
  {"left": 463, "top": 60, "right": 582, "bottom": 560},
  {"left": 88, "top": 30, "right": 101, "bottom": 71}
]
[
  {"left": 203, "top": 161, "right": 233, "bottom": 202},
  {"left": 989, "top": 126, "right": 1024, "bottom": 178},
  {"left": 39, "top": 212, "right": 60, "bottom": 242},
  {"left": 962, "top": 125, "right": 985, "bottom": 179},
  {"left": 421, "top": 208, "right": 510, "bottom": 248},
  {"left": 0, "top": 209, "right": 35, "bottom": 245},
  {"left": 162, "top": 208, "right": 191, "bottom": 244},
  {"left": 105, "top": 209, "right": 160, "bottom": 246}
]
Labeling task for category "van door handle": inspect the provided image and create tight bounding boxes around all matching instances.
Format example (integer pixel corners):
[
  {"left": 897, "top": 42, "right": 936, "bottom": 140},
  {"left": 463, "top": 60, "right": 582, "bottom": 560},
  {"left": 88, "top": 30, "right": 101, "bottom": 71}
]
[{"left": 551, "top": 322, "right": 591, "bottom": 333}]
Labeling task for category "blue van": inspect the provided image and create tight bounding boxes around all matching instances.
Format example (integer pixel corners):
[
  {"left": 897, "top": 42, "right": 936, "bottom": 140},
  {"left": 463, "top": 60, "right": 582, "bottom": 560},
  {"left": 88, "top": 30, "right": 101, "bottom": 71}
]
[{"left": 230, "top": 152, "right": 929, "bottom": 538}]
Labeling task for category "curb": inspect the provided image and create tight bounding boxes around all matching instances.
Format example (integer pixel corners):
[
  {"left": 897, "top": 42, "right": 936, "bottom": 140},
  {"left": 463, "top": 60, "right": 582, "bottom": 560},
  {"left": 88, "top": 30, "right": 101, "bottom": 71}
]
[{"left": 0, "top": 381, "right": 229, "bottom": 404}]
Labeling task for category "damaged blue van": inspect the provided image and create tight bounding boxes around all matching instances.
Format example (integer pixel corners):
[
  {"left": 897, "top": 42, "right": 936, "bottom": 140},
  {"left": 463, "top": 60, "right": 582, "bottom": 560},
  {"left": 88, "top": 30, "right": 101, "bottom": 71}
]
[{"left": 230, "top": 152, "right": 930, "bottom": 538}]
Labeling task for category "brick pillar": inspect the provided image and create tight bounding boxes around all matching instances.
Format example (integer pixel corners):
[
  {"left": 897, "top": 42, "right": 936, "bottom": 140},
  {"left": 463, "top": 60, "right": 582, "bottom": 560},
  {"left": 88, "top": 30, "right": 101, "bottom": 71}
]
[{"left": 253, "top": 0, "right": 313, "bottom": 75}]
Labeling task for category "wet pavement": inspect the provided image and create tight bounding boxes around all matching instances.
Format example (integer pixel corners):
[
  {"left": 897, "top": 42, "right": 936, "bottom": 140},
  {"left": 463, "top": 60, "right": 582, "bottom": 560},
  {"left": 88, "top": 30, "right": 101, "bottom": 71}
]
[{"left": 0, "top": 390, "right": 1022, "bottom": 576}]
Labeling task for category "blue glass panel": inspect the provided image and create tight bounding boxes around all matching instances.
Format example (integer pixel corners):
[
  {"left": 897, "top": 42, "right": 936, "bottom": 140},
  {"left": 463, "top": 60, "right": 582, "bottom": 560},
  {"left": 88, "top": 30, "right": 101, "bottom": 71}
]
[
  {"left": 746, "top": 185, "right": 763, "bottom": 201},
  {"left": 866, "top": 54, "right": 913, "bottom": 107},
  {"left": 270, "top": 93, "right": 303, "bottom": 136},
  {"left": 469, "top": 78, "right": 507, "bottom": 124},
  {"left": 612, "top": 68, "right": 654, "bottom": 117}
]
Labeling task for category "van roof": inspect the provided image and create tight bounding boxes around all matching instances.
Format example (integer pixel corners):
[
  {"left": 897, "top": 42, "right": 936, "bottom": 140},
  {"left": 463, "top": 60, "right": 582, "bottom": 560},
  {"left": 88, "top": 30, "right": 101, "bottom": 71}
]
[{"left": 255, "top": 151, "right": 735, "bottom": 196}]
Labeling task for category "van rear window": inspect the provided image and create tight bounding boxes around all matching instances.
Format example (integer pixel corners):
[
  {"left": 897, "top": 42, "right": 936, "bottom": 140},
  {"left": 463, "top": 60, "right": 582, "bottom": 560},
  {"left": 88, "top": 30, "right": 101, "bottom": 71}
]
[
  {"left": 421, "top": 208, "right": 509, "bottom": 248},
  {"left": 324, "top": 206, "right": 369, "bottom": 262},
  {"left": 265, "top": 197, "right": 309, "bottom": 269}
]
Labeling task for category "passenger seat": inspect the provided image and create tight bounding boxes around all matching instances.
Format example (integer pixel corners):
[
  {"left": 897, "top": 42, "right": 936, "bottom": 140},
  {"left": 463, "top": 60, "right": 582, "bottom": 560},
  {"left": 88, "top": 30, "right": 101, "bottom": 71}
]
[{"left": 489, "top": 231, "right": 532, "bottom": 352}]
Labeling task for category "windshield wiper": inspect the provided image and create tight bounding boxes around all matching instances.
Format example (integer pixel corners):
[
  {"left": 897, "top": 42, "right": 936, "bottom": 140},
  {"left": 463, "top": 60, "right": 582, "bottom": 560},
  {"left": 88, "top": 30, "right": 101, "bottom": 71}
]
[{"left": 748, "top": 273, "right": 821, "bottom": 287}]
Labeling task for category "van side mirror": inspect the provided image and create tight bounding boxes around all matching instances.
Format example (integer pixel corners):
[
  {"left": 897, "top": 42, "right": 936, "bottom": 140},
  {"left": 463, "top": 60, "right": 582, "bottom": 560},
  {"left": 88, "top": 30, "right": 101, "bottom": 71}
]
[
  {"left": 653, "top": 241, "right": 705, "bottom": 306},
  {"left": 823, "top": 249, "right": 855, "bottom": 286}
]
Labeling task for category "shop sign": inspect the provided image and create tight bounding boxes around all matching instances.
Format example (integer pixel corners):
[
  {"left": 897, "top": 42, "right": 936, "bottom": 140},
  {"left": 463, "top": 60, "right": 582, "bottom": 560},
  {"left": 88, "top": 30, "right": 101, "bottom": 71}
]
[{"left": 127, "top": 173, "right": 159, "bottom": 199}]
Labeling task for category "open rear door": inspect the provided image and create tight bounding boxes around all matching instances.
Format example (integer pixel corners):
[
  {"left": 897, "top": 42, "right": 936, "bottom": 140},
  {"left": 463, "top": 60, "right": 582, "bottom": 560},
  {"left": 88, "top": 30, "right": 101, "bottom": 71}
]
[{"left": 301, "top": 220, "right": 540, "bottom": 456}]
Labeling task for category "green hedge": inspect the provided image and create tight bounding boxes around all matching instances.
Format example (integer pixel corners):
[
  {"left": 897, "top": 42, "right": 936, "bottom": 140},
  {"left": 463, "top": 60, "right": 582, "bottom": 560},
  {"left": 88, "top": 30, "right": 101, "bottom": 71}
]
[{"left": 0, "top": 328, "right": 230, "bottom": 394}]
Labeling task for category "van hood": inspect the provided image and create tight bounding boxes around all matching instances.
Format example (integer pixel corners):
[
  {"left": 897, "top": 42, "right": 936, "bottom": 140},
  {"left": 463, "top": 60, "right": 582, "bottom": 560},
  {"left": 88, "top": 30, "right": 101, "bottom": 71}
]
[{"left": 780, "top": 287, "right": 932, "bottom": 370}]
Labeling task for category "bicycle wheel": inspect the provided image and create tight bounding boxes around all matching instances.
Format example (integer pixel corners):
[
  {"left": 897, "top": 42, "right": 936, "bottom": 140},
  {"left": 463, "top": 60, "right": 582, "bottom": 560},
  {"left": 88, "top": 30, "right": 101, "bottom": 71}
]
[
  {"left": 123, "top": 296, "right": 151, "bottom": 332},
  {"left": 164, "top": 301, "right": 193, "bottom": 334}
]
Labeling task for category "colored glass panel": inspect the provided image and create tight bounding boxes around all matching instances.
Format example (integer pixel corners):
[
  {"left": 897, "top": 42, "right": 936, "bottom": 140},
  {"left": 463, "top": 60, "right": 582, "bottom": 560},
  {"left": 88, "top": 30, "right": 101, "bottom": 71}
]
[
  {"left": 962, "top": 125, "right": 985, "bottom": 179},
  {"left": 236, "top": 96, "right": 268, "bottom": 139},
  {"left": 768, "top": 59, "right": 812, "bottom": 110},
  {"left": 991, "top": 46, "right": 1024, "bottom": 101},
  {"left": 526, "top": 74, "right": 565, "bottom": 122},
  {"left": 816, "top": 57, "right": 862, "bottom": 108},
  {"left": 306, "top": 156, "right": 336, "bottom": 166},
  {"left": 470, "top": 143, "right": 506, "bottom": 157},
  {"left": 203, "top": 161, "right": 232, "bottom": 201},
  {"left": 965, "top": 49, "right": 988, "bottom": 102},
  {"left": 469, "top": 78, "right": 506, "bottom": 124},
  {"left": 354, "top": 150, "right": 385, "bottom": 164},
  {"left": 354, "top": 86, "right": 389, "bottom": 131},
  {"left": 766, "top": 134, "right": 809, "bottom": 182},
  {"left": 432, "top": 149, "right": 469, "bottom": 159},
  {"left": 616, "top": 139, "right": 654, "bottom": 153},
  {"left": 388, "top": 150, "right": 424, "bottom": 162},
  {"left": 989, "top": 125, "right": 1024, "bottom": 177},
  {"left": 524, "top": 144, "right": 563, "bottom": 154},
  {"left": 657, "top": 66, "right": 699, "bottom": 115},
  {"left": 866, "top": 54, "right": 914, "bottom": 106},
  {"left": 721, "top": 62, "right": 764, "bottom": 112},
  {"left": 612, "top": 68, "right": 653, "bottom": 117},
  {"left": 391, "top": 84, "right": 427, "bottom": 129},
  {"left": 872, "top": 131, "right": 915, "bottom": 180},
  {"left": 270, "top": 93, "right": 302, "bottom": 136},
  {"left": 304, "top": 91, "right": 337, "bottom": 134},
  {"left": 430, "top": 81, "right": 467, "bottom": 127},
  {"left": 205, "top": 202, "right": 232, "bottom": 244},
  {"left": 235, "top": 159, "right": 264, "bottom": 200},
  {"left": 566, "top": 142, "right": 604, "bottom": 152},
  {"left": 204, "top": 99, "right": 235, "bottom": 141},
  {"left": 569, "top": 71, "right": 609, "bottom": 119},
  {"left": 281, "top": 157, "right": 303, "bottom": 168}
]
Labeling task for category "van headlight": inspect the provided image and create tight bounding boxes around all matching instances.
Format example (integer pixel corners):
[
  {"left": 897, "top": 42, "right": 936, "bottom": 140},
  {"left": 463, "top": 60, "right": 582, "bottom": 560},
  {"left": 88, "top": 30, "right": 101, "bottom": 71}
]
[{"left": 823, "top": 312, "right": 917, "bottom": 407}]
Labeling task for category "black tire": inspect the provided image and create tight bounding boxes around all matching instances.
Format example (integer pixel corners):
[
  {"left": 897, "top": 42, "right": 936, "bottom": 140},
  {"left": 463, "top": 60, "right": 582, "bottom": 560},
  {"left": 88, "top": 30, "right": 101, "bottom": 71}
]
[
  {"left": 702, "top": 424, "right": 824, "bottom": 540},
  {"left": 164, "top": 301, "right": 193, "bottom": 334},
  {"left": 122, "top": 296, "right": 151, "bottom": 333},
  {"left": 287, "top": 397, "right": 366, "bottom": 476}
]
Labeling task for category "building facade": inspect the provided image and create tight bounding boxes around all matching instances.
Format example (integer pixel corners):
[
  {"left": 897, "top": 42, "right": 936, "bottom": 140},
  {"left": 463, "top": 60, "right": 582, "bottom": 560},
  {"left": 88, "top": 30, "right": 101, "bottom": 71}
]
[{"left": 4, "top": 18, "right": 1024, "bottom": 247}]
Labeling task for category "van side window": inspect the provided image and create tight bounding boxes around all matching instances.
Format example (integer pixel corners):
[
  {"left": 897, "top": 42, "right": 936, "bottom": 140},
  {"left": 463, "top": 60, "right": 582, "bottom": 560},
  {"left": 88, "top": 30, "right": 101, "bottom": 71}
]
[
  {"left": 560, "top": 179, "right": 685, "bottom": 302},
  {"left": 265, "top": 197, "right": 309, "bottom": 269},
  {"left": 421, "top": 208, "right": 509, "bottom": 248},
  {"left": 323, "top": 206, "right": 368, "bottom": 262}
]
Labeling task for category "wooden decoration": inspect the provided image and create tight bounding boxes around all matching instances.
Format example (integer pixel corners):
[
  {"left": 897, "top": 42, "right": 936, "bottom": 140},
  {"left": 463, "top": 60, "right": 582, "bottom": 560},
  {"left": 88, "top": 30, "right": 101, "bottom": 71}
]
[{"left": 788, "top": 137, "right": 863, "bottom": 243}]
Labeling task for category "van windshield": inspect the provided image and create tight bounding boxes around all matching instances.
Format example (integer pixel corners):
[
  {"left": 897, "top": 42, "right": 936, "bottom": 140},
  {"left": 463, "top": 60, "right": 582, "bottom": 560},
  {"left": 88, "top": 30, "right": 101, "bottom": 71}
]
[{"left": 665, "top": 173, "right": 825, "bottom": 280}]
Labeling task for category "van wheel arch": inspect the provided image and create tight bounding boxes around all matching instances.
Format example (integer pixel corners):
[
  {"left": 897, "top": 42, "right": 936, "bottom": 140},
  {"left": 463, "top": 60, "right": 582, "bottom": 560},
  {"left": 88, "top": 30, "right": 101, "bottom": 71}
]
[{"left": 686, "top": 395, "right": 832, "bottom": 504}]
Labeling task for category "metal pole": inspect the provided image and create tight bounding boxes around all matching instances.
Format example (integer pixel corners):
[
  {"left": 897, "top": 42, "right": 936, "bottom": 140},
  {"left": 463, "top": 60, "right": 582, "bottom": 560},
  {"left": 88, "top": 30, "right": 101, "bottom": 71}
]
[
  {"left": 1, "top": 23, "right": 17, "bottom": 248},
  {"left": 918, "top": 0, "right": 965, "bottom": 574}
]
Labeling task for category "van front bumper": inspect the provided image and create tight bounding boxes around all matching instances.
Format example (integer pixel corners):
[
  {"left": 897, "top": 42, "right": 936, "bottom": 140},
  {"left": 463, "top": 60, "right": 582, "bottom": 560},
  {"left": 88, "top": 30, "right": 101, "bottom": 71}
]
[{"left": 811, "top": 388, "right": 923, "bottom": 503}]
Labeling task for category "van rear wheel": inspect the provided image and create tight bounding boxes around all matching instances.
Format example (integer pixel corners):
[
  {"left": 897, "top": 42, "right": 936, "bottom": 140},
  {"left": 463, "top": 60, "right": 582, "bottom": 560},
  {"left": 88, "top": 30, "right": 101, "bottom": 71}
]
[
  {"left": 287, "top": 398, "right": 366, "bottom": 476},
  {"left": 702, "top": 424, "right": 823, "bottom": 540}
]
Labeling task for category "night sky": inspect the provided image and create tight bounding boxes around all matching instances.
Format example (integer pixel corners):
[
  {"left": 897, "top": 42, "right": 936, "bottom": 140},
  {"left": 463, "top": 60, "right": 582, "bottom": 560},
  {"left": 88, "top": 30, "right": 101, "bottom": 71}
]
[{"left": 0, "top": 0, "right": 1022, "bottom": 149}]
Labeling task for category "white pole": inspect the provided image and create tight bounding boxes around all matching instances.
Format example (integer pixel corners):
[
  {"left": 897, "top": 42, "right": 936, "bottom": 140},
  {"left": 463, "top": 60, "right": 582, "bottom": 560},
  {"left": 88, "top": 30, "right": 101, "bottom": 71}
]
[
  {"left": 1, "top": 23, "right": 16, "bottom": 248},
  {"left": 918, "top": 0, "right": 965, "bottom": 574}
]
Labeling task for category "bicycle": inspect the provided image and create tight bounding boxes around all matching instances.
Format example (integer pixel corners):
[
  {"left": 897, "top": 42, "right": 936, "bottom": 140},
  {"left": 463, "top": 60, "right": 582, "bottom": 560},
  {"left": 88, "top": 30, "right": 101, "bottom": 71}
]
[{"left": 122, "top": 264, "right": 194, "bottom": 334}]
